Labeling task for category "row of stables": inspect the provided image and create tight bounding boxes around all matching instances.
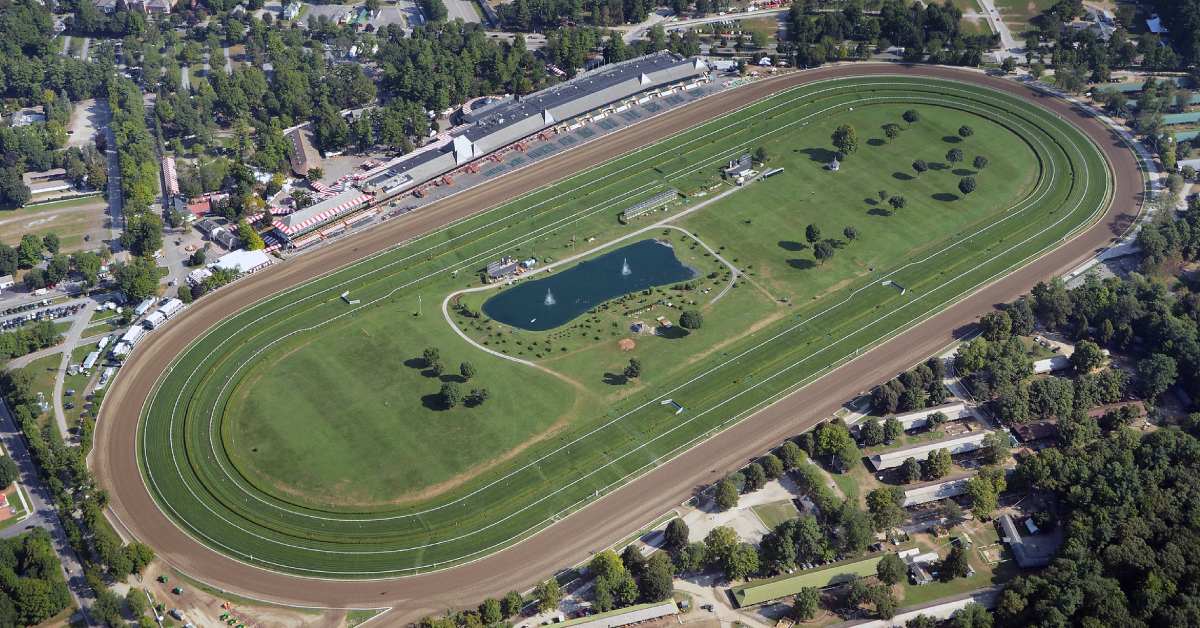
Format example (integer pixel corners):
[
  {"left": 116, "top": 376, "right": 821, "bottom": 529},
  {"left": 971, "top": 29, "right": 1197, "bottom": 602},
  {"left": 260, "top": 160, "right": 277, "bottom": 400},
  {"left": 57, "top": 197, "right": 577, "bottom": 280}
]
[{"left": 268, "top": 52, "right": 712, "bottom": 249}]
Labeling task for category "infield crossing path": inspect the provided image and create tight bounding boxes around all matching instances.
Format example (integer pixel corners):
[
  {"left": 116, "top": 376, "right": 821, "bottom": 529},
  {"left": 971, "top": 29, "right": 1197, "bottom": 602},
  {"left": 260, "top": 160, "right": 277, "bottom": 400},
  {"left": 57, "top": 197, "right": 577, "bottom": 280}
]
[{"left": 92, "top": 64, "right": 1141, "bottom": 623}]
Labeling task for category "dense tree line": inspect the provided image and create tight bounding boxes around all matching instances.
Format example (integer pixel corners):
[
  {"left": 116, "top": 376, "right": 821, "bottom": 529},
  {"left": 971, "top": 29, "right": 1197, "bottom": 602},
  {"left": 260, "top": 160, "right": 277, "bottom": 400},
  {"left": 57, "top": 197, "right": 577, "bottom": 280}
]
[
  {"left": 0, "top": 320, "right": 62, "bottom": 360},
  {"left": 784, "top": 0, "right": 995, "bottom": 68},
  {"left": 1145, "top": 0, "right": 1200, "bottom": 68},
  {"left": 0, "top": 528, "right": 74, "bottom": 625},
  {"left": 0, "top": 0, "right": 107, "bottom": 101},
  {"left": 0, "top": 369, "right": 156, "bottom": 589},
  {"left": 870, "top": 356, "right": 949, "bottom": 415},
  {"left": 996, "top": 427, "right": 1200, "bottom": 626}
]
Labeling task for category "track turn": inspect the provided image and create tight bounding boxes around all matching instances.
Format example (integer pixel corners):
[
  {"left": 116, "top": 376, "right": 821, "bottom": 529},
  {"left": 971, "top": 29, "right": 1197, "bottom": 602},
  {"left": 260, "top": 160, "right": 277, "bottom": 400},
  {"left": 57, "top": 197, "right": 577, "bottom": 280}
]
[{"left": 92, "top": 64, "right": 1141, "bottom": 622}]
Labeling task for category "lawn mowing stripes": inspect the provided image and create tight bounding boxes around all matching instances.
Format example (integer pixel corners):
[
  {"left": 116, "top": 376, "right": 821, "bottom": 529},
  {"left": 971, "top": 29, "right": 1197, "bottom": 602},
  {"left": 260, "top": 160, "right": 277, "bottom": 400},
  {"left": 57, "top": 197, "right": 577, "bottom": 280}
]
[{"left": 139, "top": 77, "right": 1109, "bottom": 576}]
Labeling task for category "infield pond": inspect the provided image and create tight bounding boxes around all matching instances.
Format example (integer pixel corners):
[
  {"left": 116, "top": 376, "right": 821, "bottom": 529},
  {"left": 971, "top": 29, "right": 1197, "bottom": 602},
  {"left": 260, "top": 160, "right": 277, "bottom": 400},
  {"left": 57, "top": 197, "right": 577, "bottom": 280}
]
[{"left": 482, "top": 239, "right": 697, "bottom": 331}]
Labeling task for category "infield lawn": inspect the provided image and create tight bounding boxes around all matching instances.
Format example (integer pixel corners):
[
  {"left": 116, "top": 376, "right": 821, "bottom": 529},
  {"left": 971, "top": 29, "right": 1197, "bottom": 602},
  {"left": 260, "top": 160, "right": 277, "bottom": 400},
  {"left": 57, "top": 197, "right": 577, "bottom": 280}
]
[{"left": 139, "top": 76, "right": 1111, "bottom": 576}]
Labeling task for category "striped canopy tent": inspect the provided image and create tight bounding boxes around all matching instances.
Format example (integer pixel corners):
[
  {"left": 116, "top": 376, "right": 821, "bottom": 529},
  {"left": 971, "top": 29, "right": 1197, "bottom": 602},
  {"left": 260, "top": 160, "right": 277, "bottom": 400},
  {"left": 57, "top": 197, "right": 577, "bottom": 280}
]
[{"left": 273, "top": 193, "right": 372, "bottom": 236}]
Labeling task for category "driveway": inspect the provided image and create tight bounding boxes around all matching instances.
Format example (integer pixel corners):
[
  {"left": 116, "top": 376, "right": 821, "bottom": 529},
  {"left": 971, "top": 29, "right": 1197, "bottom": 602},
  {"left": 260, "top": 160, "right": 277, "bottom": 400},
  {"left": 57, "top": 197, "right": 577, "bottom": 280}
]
[{"left": 99, "top": 101, "right": 123, "bottom": 244}]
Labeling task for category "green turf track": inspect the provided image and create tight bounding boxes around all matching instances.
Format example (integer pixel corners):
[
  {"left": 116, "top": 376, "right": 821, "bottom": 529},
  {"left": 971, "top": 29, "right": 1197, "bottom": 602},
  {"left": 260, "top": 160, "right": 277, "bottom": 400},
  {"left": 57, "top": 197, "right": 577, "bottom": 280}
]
[{"left": 139, "top": 76, "right": 1112, "bottom": 577}]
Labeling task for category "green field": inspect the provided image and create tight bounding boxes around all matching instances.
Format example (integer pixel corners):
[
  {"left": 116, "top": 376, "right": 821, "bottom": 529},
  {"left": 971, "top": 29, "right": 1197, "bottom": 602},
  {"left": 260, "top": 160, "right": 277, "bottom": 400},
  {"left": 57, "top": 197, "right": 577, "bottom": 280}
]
[
  {"left": 138, "top": 76, "right": 1111, "bottom": 577},
  {"left": 752, "top": 500, "right": 800, "bottom": 530}
]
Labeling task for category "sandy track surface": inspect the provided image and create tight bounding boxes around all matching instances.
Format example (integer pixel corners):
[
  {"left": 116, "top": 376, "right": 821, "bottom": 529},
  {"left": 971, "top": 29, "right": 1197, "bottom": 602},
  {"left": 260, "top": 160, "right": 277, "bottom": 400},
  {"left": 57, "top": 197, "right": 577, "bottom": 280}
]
[{"left": 91, "top": 64, "right": 1141, "bottom": 623}]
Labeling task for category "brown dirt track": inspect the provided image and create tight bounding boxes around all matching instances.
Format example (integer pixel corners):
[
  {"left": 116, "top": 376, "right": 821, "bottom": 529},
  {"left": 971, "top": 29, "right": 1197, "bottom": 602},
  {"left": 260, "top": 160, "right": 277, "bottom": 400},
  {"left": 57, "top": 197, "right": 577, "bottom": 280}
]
[{"left": 92, "top": 64, "right": 1141, "bottom": 622}]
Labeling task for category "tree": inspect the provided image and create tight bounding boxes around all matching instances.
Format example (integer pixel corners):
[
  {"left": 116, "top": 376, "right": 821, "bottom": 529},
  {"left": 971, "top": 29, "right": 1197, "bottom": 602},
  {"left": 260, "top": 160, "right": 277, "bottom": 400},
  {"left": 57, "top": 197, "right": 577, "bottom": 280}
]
[
  {"left": 754, "top": 146, "right": 769, "bottom": 163},
  {"left": 41, "top": 233, "right": 59, "bottom": 255},
  {"left": 1136, "top": 353, "right": 1177, "bottom": 402},
  {"left": 624, "top": 358, "right": 642, "bottom": 380},
  {"left": 949, "top": 603, "right": 992, "bottom": 628},
  {"left": 866, "top": 486, "right": 906, "bottom": 531},
  {"left": 725, "top": 543, "right": 760, "bottom": 580},
  {"left": 679, "top": 310, "right": 703, "bottom": 330},
  {"left": 805, "top": 224, "right": 822, "bottom": 244},
  {"left": 872, "top": 584, "right": 898, "bottom": 619},
  {"left": 535, "top": 579, "right": 561, "bottom": 613},
  {"left": 903, "top": 109, "right": 920, "bottom": 124},
  {"left": 480, "top": 598, "right": 503, "bottom": 625},
  {"left": 744, "top": 463, "right": 767, "bottom": 492},
  {"left": 980, "top": 431, "right": 1010, "bottom": 465},
  {"left": 0, "top": 456, "right": 18, "bottom": 487},
  {"left": 664, "top": 518, "right": 689, "bottom": 553},
  {"left": 946, "top": 148, "right": 964, "bottom": 164},
  {"left": 306, "top": 167, "right": 324, "bottom": 182},
  {"left": 779, "top": 440, "right": 804, "bottom": 470},
  {"left": 114, "top": 257, "right": 159, "bottom": 301},
  {"left": 813, "top": 240, "right": 835, "bottom": 265},
  {"left": 958, "top": 176, "right": 977, "bottom": 195},
  {"left": 901, "top": 457, "right": 922, "bottom": 483},
  {"left": 639, "top": 552, "right": 674, "bottom": 602},
  {"left": 912, "top": 159, "right": 928, "bottom": 175},
  {"left": 939, "top": 545, "right": 970, "bottom": 581},
  {"left": 1071, "top": 340, "right": 1105, "bottom": 373},
  {"left": 703, "top": 525, "right": 738, "bottom": 569},
  {"left": 121, "top": 213, "right": 164, "bottom": 257},
  {"left": 980, "top": 310, "right": 1012, "bottom": 342},
  {"left": 589, "top": 550, "right": 625, "bottom": 581},
  {"left": 883, "top": 123, "right": 901, "bottom": 142},
  {"left": 860, "top": 418, "right": 885, "bottom": 446},
  {"left": 888, "top": 195, "right": 906, "bottom": 212},
  {"left": 792, "top": 587, "right": 820, "bottom": 620},
  {"left": 925, "top": 448, "right": 952, "bottom": 479},
  {"left": 965, "top": 474, "right": 999, "bottom": 519},
  {"left": 973, "top": 155, "right": 989, "bottom": 170},
  {"left": 17, "top": 234, "right": 43, "bottom": 269},
  {"left": 501, "top": 591, "right": 524, "bottom": 617},
  {"left": 715, "top": 478, "right": 739, "bottom": 511},
  {"left": 831, "top": 124, "right": 858, "bottom": 155},
  {"left": 843, "top": 226, "right": 858, "bottom": 241},
  {"left": 761, "top": 454, "right": 784, "bottom": 479},
  {"left": 958, "top": 125, "right": 974, "bottom": 138},
  {"left": 459, "top": 361, "right": 477, "bottom": 380},
  {"left": 883, "top": 417, "right": 903, "bottom": 443},
  {"left": 237, "top": 221, "right": 265, "bottom": 250},
  {"left": 439, "top": 382, "right": 462, "bottom": 408}
]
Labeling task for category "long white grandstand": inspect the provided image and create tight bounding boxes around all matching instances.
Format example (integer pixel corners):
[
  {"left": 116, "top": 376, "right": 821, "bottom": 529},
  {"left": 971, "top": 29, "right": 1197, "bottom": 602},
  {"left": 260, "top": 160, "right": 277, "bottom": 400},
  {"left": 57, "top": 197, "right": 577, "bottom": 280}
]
[{"left": 270, "top": 52, "right": 710, "bottom": 249}]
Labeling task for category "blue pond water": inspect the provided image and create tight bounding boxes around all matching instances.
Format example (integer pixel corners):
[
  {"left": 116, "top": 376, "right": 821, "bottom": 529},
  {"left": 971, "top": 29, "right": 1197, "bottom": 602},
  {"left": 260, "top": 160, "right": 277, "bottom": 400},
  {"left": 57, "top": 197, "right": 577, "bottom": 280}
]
[{"left": 482, "top": 239, "right": 697, "bottom": 331}]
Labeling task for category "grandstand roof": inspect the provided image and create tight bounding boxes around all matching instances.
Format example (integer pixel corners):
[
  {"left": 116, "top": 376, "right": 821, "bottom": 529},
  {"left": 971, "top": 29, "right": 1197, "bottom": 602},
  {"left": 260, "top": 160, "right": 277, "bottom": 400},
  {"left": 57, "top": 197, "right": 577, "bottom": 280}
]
[
  {"left": 558, "top": 601, "right": 679, "bottom": 628},
  {"left": 902, "top": 474, "right": 975, "bottom": 507},
  {"left": 273, "top": 189, "right": 372, "bottom": 236}
]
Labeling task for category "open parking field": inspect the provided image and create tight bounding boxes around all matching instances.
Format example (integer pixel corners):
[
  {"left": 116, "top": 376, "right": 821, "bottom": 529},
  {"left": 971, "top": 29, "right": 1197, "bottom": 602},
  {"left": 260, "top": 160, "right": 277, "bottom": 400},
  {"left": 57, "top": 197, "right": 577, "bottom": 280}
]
[
  {"left": 131, "top": 75, "right": 1109, "bottom": 580},
  {"left": 0, "top": 195, "right": 108, "bottom": 253}
]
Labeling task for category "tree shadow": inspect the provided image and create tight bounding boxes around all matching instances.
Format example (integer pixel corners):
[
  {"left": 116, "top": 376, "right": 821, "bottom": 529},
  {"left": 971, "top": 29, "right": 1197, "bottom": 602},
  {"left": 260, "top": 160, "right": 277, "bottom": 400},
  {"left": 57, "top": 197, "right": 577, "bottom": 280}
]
[
  {"left": 929, "top": 162, "right": 948, "bottom": 171},
  {"left": 953, "top": 169, "right": 976, "bottom": 176},
  {"left": 933, "top": 192, "right": 960, "bottom": 202},
  {"left": 421, "top": 394, "right": 450, "bottom": 411},
  {"left": 778, "top": 240, "right": 807, "bottom": 251},
  {"left": 787, "top": 258, "right": 816, "bottom": 270},
  {"left": 867, "top": 138, "right": 885, "bottom": 147},
  {"left": 657, "top": 326, "right": 690, "bottom": 340},
  {"left": 864, "top": 197, "right": 878, "bottom": 206},
  {"left": 943, "top": 136, "right": 963, "bottom": 143},
  {"left": 800, "top": 147, "right": 837, "bottom": 163},
  {"left": 421, "top": 368, "right": 442, "bottom": 378},
  {"left": 892, "top": 172, "right": 913, "bottom": 181},
  {"left": 602, "top": 372, "right": 628, "bottom": 386},
  {"left": 404, "top": 358, "right": 426, "bottom": 369},
  {"left": 440, "top": 374, "right": 468, "bottom": 383},
  {"left": 868, "top": 207, "right": 893, "bottom": 217}
]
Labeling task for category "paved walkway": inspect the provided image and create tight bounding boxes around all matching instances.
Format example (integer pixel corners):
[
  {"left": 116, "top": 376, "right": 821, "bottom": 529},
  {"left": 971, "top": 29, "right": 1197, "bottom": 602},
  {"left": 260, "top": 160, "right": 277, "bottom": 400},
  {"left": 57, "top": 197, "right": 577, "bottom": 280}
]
[
  {"left": 0, "top": 400, "right": 93, "bottom": 624},
  {"left": 675, "top": 575, "right": 772, "bottom": 628},
  {"left": 976, "top": 0, "right": 1019, "bottom": 56},
  {"left": 99, "top": 100, "right": 123, "bottom": 244},
  {"left": 51, "top": 301, "right": 98, "bottom": 441}
]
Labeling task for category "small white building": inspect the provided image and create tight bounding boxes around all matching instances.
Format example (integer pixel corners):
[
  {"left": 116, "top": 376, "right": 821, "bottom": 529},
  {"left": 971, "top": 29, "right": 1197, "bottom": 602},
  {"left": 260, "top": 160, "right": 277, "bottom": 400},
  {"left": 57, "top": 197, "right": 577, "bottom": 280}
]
[
  {"left": 82, "top": 351, "right": 100, "bottom": 372},
  {"left": 143, "top": 311, "right": 167, "bottom": 329},
  {"left": 157, "top": 298, "right": 184, "bottom": 319},
  {"left": 134, "top": 298, "right": 157, "bottom": 317},
  {"left": 0, "top": 275, "right": 14, "bottom": 292},
  {"left": 1032, "top": 355, "right": 1071, "bottom": 374},
  {"left": 892, "top": 402, "right": 972, "bottom": 431},
  {"left": 283, "top": 1, "right": 301, "bottom": 19},
  {"left": 212, "top": 249, "right": 273, "bottom": 276}
]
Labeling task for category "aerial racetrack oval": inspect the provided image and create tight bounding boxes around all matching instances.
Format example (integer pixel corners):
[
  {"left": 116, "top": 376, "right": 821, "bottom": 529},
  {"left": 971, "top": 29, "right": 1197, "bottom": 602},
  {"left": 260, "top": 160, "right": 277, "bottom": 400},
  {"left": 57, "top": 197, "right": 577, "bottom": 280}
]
[{"left": 94, "top": 65, "right": 1140, "bottom": 618}]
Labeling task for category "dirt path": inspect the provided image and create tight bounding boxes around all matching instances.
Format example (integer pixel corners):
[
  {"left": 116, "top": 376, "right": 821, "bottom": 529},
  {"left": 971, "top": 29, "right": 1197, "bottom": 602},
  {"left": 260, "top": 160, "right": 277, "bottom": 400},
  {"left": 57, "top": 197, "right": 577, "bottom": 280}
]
[{"left": 91, "top": 64, "right": 1141, "bottom": 624}]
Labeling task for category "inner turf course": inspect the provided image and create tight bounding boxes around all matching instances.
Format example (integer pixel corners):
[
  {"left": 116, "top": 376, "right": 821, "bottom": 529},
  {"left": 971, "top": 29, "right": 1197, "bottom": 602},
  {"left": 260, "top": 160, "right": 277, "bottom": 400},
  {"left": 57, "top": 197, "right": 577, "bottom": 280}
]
[{"left": 138, "top": 76, "right": 1110, "bottom": 578}]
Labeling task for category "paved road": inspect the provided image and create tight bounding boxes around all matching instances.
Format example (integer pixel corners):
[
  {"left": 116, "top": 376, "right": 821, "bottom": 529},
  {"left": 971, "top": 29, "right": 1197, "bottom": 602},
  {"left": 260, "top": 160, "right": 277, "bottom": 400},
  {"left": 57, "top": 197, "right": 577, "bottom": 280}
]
[
  {"left": 91, "top": 64, "right": 1142, "bottom": 623},
  {"left": 79, "top": 37, "right": 91, "bottom": 61},
  {"left": 99, "top": 101, "right": 123, "bottom": 245},
  {"left": 443, "top": 0, "right": 481, "bottom": 23},
  {"left": 0, "top": 400, "right": 94, "bottom": 624},
  {"left": 50, "top": 301, "right": 98, "bottom": 442},
  {"left": 976, "top": 0, "right": 1020, "bottom": 56}
]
